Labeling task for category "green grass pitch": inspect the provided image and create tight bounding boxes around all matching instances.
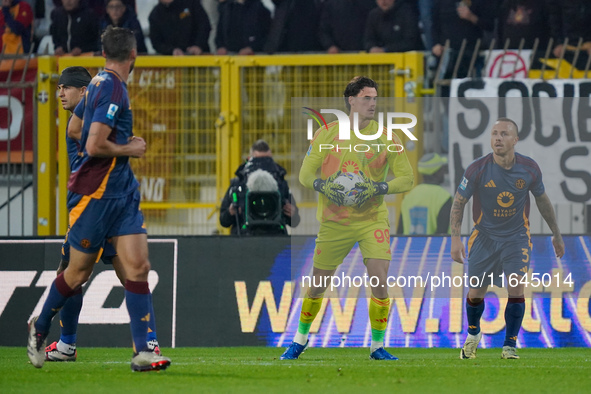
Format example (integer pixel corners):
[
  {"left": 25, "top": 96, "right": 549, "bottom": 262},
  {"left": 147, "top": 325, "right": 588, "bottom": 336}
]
[{"left": 2, "top": 347, "right": 590, "bottom": 393}]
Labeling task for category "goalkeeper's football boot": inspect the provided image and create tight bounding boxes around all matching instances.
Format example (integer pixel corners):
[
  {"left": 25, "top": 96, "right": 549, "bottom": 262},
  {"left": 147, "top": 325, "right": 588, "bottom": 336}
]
[
  {"left": 147, "top": 339, "right": 161, "bottom": 356},
  {"left": 460, "top": 331, "right": 482, "bottom": 359},
  {"left": 131, "top": 351, "right": 171, "bottom": 372},
  {"left": 45, "top": 341, "right": 77, "bottom": 361},
  {"left": 369, "top": 347, "right": 399, "bottom": 360},
  {"left": 279, "top": 340, "right": 309, "bottom": 360},
  {"left": 501, "top": 346, "right": 520, "bottom": 359},
  {"left": 27, "top": 316, "right": 46, "bottom": 368}
]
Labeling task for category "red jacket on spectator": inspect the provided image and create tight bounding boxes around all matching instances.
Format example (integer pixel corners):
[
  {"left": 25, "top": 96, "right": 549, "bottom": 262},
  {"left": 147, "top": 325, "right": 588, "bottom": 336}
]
[{"left": 0, "top": 0, "right": 33, "bottom": 54}]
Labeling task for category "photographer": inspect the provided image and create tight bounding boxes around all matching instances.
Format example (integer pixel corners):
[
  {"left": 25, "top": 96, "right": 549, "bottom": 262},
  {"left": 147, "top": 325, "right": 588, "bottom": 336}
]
[{"left": 219, "top": 140, "right": 300, "bottom": 235}]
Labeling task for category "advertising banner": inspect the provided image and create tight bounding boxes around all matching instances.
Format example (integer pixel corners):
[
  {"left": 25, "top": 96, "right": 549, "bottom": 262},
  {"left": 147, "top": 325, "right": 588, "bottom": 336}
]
[
  {"left": 1, "top": 236, "right": 589, "bottom": 348},
  {"left": 449, "top": 80, "right": 591, "bottom": 204},
  {"left": 0, "top": 65, "right": 36, "bottom": 163}
]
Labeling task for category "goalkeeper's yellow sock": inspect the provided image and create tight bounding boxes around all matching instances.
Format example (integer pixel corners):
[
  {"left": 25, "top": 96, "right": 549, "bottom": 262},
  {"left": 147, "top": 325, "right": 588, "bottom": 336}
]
[
  {"left": 294, "top": 296, "right": 323, "bottom": 345},
  {"left": 369, "top": 296, "right": 390, "bottom": 352}
]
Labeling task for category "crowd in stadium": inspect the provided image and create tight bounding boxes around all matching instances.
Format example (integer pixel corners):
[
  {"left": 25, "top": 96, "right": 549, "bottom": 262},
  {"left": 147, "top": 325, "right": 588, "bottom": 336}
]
[{"left": 1, "top": 0, "right": 590, "bottom": 57}]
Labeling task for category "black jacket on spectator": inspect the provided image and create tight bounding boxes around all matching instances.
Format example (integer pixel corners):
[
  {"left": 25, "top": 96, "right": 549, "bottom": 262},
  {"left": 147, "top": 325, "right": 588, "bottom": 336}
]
[
  {"left": 549, "top": 0, "right": 591, "bottom": 45},
  {"left": 148, "top": 0, "right": 211, "bottom": 55},
  {"left": 219, "top": 157, "right": 300, "bottom": 235},
  {"left": 216, "top": 0, "right": 271, "bottom": 53},
  {"left": 498, "top": 0, "right": 550, "bottom": 50},
  {"left": 364, "top": 0, "right": 423, "bottom": 53},
  {"left": 50, "top": 3, "right": 100, "bottom": 53},
  {"left": 264, "top": 0, "right": 321, "bottom": 53},
  {"left": 100, "top": 6, "right": 147, "bottom": 53},
  {"left": 432, "top": 0, "right": 496, "bottom": 50},
  {"left": 318, "top": 0, "right": 375, "bottom": 51}
]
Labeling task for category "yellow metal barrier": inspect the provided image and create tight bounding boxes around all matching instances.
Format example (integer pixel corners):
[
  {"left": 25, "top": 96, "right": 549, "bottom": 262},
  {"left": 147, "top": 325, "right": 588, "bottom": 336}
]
[
  {"left": 55, "top": 56, "right": 226, "bottom": 235},
  {"left": 231, "top": 53, "right": 424, "bottom": 232},
  {"left": 39, "top": 53, "right": 424, "bottom": 235},
  {"left": 36, "top": 56, "right": 57, "bottom": 235}
]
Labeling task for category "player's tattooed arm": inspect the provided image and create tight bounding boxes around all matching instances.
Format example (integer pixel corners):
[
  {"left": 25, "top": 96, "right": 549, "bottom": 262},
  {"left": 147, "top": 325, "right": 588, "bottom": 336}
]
[
  {"left": 534, "top": 193, "right": 560, "bottom": 234},
  {"left": 535, "top": 193, "right": 565, "bottom": 258},
  {"left": 450, "top": 192, "right": 469, "bottom": 264},
  {"left": 450, "top": 192, "right": 468, "bottom": 237}
]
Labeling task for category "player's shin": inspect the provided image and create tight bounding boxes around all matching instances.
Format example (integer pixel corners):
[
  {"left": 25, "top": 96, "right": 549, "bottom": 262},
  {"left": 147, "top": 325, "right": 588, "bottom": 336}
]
[
  {"left": 36, "top": 273, "right": 78, "bottom": 335},
  {"left": 504, "top": 297, "right": 525, "bottom": 348},
  {"left": 125, "top": 280, "right": 151, "bottom": 353},
  {"left": 147, "top": 292, "right": 159, "bottom": 344},
  {"left": 294, "top": 294, "right": 324, "bottom": 345},
  {"left": 466, "top": 297, "right": 485, "bottom": 335},
  {"left": 59, "top": 287, "right": 83, "bottom": 346},
  {"left": 369, "top": 296, "right": 390, "bottom": 352}
]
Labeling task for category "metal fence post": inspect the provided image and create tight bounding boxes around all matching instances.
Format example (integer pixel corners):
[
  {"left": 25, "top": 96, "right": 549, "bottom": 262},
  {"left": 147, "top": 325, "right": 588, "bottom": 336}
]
[{"left": 36, "top": 56, "right": 57, "bottom": 235}]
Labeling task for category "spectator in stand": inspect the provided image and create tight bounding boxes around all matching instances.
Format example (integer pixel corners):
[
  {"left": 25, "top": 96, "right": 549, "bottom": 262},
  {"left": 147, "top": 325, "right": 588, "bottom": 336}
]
[
  {"left": 0, "top": 0, "right": 33, "bottom": 54},
  {"left": 547, "top": 0, "right": 561, "bottom": 52},
  {"left": 149, "top": 0, "right": 211, "bottom": 56},
  {"left": 364, "top": 0, "right": 423, "bottom": 53},
  {"left": 498, "top": 0, "right": 550, "bottom": 50},
  {"left": 418, "top": 0, "right": 433, "bottom": 50},
  {"left": 21, "top": 0, "right": 45, "bottom": 50},
  {"left": 123, "top": 0, "right": 135, "bottom": 11},
  {"left": 50, "top": 0, "right": 99, "bottom": 55},
  {"left": 216, "top": 0, "right": 270, "bottom": 55},
  {"left": 548, "top": 0, "right": 591, "bottom": 57},
  {"left": 101, "top": 0, "right": 147, "bottom": 54},
  {"left": 318, "top": 0, "right": 375, "bottom": 53},
  {"left": 264, "top": 0, "right": 321, "bottom": 53},
  {"left": 82, "top": 0, "right": 106, "bottom": 18},
  {"left": 432, "top": 0, "right": 496, "bottom": 60},
  {"left": 431, "top": 0, "right": 496, "bottom": 153},
  {"left": 432, "top": 0, "right": 496, "bottom": 90}
]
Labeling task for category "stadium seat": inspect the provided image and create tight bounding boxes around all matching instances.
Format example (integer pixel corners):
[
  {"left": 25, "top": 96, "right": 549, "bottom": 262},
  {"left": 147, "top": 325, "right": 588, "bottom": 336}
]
[
  {"left": 144, "top": 36, "right": 156, "bottom": 55},
  {"left": 36, "top": 35, "right": 54, "bottom": 55}
]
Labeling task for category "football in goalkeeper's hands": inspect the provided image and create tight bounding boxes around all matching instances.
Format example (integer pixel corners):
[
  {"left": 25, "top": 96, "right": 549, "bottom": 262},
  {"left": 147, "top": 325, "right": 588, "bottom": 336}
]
[{"left": 333, "top": 172, "right": 365, "bottom": 207}]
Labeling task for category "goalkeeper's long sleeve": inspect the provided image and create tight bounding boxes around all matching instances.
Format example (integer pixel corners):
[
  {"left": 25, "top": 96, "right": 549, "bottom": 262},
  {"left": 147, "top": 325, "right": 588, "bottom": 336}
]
[
  {"left": 384, "top": 148, "right": 414, "bottom": 194},
  {"left": 299, "top": 141, "right": 325, "bottom": 190}
]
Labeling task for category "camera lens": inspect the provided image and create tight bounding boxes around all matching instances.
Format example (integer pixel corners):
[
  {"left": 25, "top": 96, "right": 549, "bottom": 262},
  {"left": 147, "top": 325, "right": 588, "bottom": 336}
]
[{"left": 250, "top": 195, "right": 279, "bottom": 220}]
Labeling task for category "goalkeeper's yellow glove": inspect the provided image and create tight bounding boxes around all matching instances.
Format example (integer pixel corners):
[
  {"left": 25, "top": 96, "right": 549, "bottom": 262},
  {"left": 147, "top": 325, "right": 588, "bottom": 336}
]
[
  {"left": 313, "top": 170, "right": 345, "bottom": 206},
  {"left": 354, "top": 170, "right": 388, "bottom": 208}
]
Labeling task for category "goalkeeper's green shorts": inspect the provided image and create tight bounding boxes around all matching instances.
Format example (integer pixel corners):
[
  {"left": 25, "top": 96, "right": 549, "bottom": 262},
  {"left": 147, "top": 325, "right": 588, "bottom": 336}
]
[{"left": 313, "top": 219, "right": 392, "bottom": 270}]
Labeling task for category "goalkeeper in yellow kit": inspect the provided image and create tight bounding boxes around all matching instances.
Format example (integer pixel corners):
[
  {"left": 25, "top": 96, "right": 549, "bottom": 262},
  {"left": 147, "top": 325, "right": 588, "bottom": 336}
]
[{"left": 280, "top": 76, "right": 414, "bottom": 360}]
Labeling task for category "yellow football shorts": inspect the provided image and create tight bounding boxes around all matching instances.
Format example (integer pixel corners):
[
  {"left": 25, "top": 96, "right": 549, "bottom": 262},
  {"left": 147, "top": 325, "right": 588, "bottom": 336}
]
[{"left": 313, "top": 219, "right": 392, "bottom": 270}]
